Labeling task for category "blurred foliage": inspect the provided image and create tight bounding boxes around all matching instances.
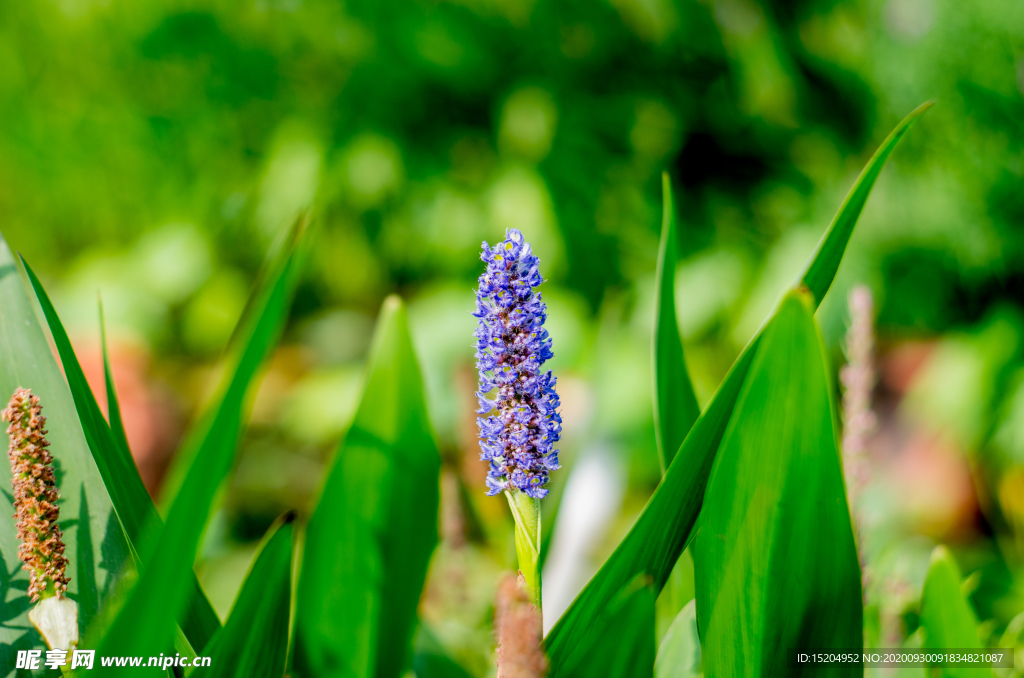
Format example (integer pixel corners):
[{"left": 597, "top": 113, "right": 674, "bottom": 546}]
[{"left": 0, "top": 0, "right": 1023, "bottom": 672}]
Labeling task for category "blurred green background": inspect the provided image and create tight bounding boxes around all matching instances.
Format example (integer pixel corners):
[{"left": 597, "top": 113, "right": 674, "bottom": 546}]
[{"left": 2, "top": 0, "right": 1023, "bottom": 671}]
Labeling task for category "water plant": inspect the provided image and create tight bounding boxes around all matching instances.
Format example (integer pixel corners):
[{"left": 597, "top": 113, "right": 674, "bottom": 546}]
[
  {"left": 474, "top": 228, "right": 561, "bottom": 608},
  {"left": 3, "top": 100, "right": 1012, "bottom": 678}
]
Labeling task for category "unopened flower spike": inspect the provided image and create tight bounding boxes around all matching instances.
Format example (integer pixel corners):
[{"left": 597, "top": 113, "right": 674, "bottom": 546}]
[
  {"left": 4, "top": 387, "right": 79, "bottom": 661},
  {"left": 474, "top": 228, "right": 561, "bottom": 610}
]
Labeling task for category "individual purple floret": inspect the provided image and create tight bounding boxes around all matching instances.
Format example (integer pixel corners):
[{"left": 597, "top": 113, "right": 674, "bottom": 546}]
[{"left": 474, "top": 229, "right": 561, "bottom": 499}]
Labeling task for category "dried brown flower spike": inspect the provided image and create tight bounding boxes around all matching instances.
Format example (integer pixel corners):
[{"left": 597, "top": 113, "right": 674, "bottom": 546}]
[
  {"left": 3, "top": 387, "right": 69, "bottom": 601},
  {"left": 495, "top": 573, "right": 548, "bottom": 678},
  {"left": 4, "top": 388, "right": 79, "bottom": 658}
]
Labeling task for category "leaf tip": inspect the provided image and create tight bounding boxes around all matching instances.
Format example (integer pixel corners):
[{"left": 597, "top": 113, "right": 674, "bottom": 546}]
[
  {"left": 784, "top": 286, "right": 815, "bottom": 312},
  {"left": 929, "top": 544, "right": 953, "bottom": 566}
]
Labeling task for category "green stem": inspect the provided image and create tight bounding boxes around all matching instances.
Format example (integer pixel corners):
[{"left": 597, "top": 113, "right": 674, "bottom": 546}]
[{"left": 505, "top": 489, "right": 542, "bottom": 609}]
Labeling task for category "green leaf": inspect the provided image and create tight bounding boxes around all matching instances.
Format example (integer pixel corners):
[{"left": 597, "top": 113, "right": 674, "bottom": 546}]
[
  {"left": 0, "top": 234, "right": 132, "bottom": 669},
  {"left": 800, "top": 101, "right": 933, "bottom": 304},
  {"left": 99, "top": 300, "right": 132, "bottom": 460},
  {"left": 694, "top": 291, "right": 861, "bottom": 677},
  {"left": 22, "top": 260, "right": 221, "bottom": 653},
  {"left": 919, "top": 546, "right": 982, "bottom": 678},
  {"left": 507, "top": 489, "right": 542, "bottom": 608},
  {"left": 293, "top": 295, "right": 441, "bottom": 678},
  {"left": 544, "top": 102, "right": 931, "bottom": 673},
  {"left": 655, "top": 600, "right": 702, "bottom": 678},
  {"left": 653, "top": 172, "right": 701, "bottom": 471},
  {"left": 192, "top": 514, "right": 297, "bottom": 678},
  {"left": 95, "top": 224, "right": 304, "bottom": 671},
  {"left": 559, "top": 577, "right": 656, "bottom": 678}
]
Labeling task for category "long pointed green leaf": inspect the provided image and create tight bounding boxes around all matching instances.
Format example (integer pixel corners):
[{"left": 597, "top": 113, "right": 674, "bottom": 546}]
[
  {"left": 544, "top": 102, "right": 930, "bottom": 673},
  {"left": 653, "top": 172, "right": 701, "bottom": 471},
  {"left": 193, "top": 514, "right": 297, "bottom": 678},
  {"left": 294, "top": 295, "right": 441, "bottom": 678},
  {"left": 560, "top": 578, "right": 656, "bottom": 678},
  {"left": 919, "top": 546, "right": 982, "bottom": 678},
  {"left": 694, "top": 290, "right": 861, "bottom": 676},
  {"left": 99, "top": 300, "right": 132, "bottom": 460},
  {"left": 96, "top": 226, "right": 305, "bottom": 672},
  {"left": 0, "top": 235, "right": 133, "bottom": 670},
  {"left": 652, "top": 173, "right": 702, "bottom": 638},
  {"left": 23, "top": 260, "right": 221, "bottom": 652},
  {"left": 800, "top": 100, "right": 933, "bottom": 304}
]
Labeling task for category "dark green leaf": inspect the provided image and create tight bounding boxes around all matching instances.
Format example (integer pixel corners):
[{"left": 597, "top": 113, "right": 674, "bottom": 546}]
[
  {"left": 653, "top": 171, "right": 700, "bottom": 471},
  {"left": 293, "top": 295, "right": 441, "bottom": 678},
  {"left": 544, "top": 103, "right": 930, "bottom": 673},
  {"left": 0, "top": 234, "right": 132, "bottom": 666},
  {"left": 919, "top": 546, "right": 982, "bottom": 678},
  {"left": 559, "top": 577, "right": 656, "bottom": 678},
  {"left": 192, "top": 514, "right": 297, "bottom": 678},
  {"left": 23, "top": 260, "right": 221, "bottom": 652},
  {"left": 694, "top": 291, "right": 861, "bottom": 677},
  {"left": 655, "top": 600, "right": 701, "bottom": 678},
  {"left": 95, "top": 224, "right": 304, "bottom": 671}
]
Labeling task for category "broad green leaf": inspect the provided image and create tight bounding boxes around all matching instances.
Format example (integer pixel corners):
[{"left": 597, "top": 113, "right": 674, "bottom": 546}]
[
  {"left": 560, "top": 578, "right": 656, "bottom": 678},
  {"left": 694, "top": 291, "right": 861, "bottom": 677},
  {"left": 293, "top": 295, "right": 441, "bottom": 678},
  {"left": 192, "top": 514, "right": 297, "bottom": 678},
  {"left": 919, "top": 546, "right": 982, "bottom": 678},
  {"left": 23, "top": 260, "right": 220, "bottom": 652},
  {"left": 543, "top": 103, "right": 929, "bottom": 673},
  {"left": 95, "top": 225, "right": 304, "bottom": 672},
  {"left": 0, "top": 235, "right": 132, "bottom": 676},
  {"left": 656, "top": 600, "right": 702, "bottom": 678},
  {"left": 653, "top": 171, "right": 700, "bottom": 471}
]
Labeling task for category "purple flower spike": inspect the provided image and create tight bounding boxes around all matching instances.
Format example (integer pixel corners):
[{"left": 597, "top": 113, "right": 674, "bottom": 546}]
[{"left": 474, "top": 229, "right": 561, "bottom": 499}]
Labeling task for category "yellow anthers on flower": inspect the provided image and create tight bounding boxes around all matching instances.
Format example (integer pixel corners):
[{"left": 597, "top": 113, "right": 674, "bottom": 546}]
[
  {"left": 3, "top": 387, "right": 70, "bottom": 602},
  {"left": 495, "top": 573, "right": 547, "bottom": 678}
]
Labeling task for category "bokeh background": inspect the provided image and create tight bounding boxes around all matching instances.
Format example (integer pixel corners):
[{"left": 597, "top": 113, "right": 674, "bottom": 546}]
[{"left": 2, "top": 0, "right": 1023, "bottom": 672}]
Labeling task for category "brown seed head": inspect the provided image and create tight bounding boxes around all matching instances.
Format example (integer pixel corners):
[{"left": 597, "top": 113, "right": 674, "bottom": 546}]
[
  {"left": 495, "top": 573, "right": 547, "bottom": 678},
  {"left": 3, "top": 388, "right": 69, "bottom": 601}
]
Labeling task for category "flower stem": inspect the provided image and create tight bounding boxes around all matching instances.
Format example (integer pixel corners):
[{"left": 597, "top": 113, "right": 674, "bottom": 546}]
[{"left": 506, "top": 489, "right": 542, "bottom": 610}]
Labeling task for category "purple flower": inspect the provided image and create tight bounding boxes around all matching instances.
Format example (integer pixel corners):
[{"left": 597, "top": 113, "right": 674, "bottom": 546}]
[{"left": 474, "top": 229, "right": 561, "bottom": 499}]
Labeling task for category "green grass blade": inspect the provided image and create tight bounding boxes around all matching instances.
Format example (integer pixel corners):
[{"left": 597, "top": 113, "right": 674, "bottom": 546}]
[
  {"left": 0, "top": 235, "right": 133, "bottom": 665},
  {"left": 654, "top": 172, "right": 701, "bottom": 471},
  {"left": 800, "top": 101, "right": 933, "bottom": 304},
  {"left": 22, "top": 259, "right": 221, "bottom": 652},
  {"left": 99, "top": 299, "right": 132, "bottom": 459},
  {"left": 544, "top": 102, "right": 930, "bottom": 673},
  {"left": 294, "top": 295, "right": 441, "bottom": 678},
  {"left": 694, "top": 291, "right": 861, "bottom": 676},
  {"left": 920, "top": 546, "right": 982, "bottom": 678},
  {"left": 192, "top": 514, "right": 297, "bottom": 678},
  {"left": 95, "top": 226, "right": 304, "bottom": 671},
  {"left": 655, "top": 600, "right": 701, "bottom": 678},
  {"left": 559, "top": 578, "right": 656, "bottom": 678}
]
